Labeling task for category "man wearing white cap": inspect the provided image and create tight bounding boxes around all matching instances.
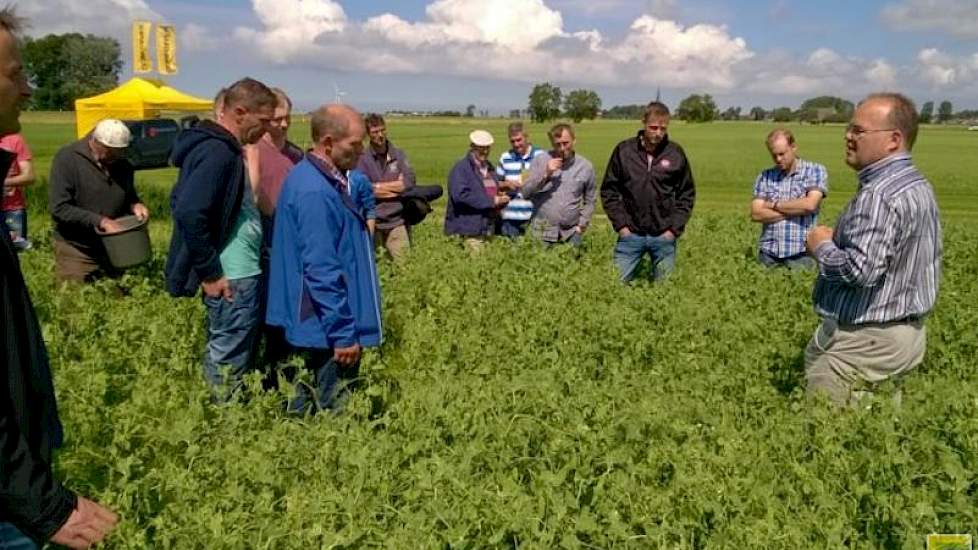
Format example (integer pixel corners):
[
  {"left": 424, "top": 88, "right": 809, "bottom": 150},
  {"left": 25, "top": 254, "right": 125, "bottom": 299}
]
[
  {"left": 444, "top": 129, "right": 509, "bottom": 251},
  {"left": 48, "top": 118, "right": 149, "bottom": 282}
]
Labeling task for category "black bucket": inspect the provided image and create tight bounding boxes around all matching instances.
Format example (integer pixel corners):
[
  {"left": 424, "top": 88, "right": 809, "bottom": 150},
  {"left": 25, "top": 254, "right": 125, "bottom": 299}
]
[{"left": 97, "top": 215, "right": 151, "bottom": 269}]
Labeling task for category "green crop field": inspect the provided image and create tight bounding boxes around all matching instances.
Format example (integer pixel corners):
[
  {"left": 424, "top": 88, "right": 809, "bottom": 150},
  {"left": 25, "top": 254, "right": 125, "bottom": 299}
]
[{"left": 14, "top": 112, "right": 978, "bottom": 548}]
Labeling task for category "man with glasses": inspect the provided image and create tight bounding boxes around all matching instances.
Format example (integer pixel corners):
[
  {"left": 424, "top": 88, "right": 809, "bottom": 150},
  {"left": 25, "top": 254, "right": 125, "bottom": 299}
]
[
  {"left": 496, "top": 122, "right": 543, "bottom": 238},
  {"left": 750, "top": 128, "right": 827, "bottom": 269},
  {"left": 804, "top": 93, "right": 942, "bottom": 406},
  {"left": 601, "top": 101, "right": 695, "bottom": 282}
]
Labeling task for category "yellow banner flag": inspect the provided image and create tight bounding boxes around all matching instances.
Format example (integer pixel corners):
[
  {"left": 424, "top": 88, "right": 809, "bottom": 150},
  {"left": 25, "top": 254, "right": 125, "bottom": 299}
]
[
  {"left": 132, "top": 21, "right": 153, "bottom": 73},
  {"left": 156, "top": 24, "right": 178, "bottom": 75}
]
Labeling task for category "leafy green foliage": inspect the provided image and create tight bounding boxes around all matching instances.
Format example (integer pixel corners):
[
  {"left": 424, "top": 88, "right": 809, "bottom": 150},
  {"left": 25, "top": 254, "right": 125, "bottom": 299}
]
[
  {"left": 22, "top": 33, "right": 122, "bottom": 111},
  {"left": 528, "top": 83, "right": 562, "bottom": 123},
  {"left": 562, "top": 89, "right": 602, "bottom": 123},
  {"left": 677, "top": 94, "right": 718, "bottom": 123},
  {"left": 15, "top": 115, "right": 978, "bottom": 548}
]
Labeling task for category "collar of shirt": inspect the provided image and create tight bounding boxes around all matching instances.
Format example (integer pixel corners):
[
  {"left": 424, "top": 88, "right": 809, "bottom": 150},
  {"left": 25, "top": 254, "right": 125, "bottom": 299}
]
[
  {"left": 307, "top": 151, "right": 349, "bottom": 192},
  {"left": 469, "top": 152, "right": 489, "bottom": 172},
  {"left": 509, "top": 144, "right": 537, "bottom": 162},
  {"left": 371, "top": 142, "right": 393, "bottom": 164},
  {"left": 636, "top": 130, "right": 669, "bottom": 157},
  {"left": 857, "top": 152, "right": 913, "bottom": 189}
]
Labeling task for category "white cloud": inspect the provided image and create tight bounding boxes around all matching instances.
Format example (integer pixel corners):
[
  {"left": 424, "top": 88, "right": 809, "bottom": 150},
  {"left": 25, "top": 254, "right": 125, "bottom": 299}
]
[
  {"left": 21, "top": 0, "right": 162, "bottom": 37},
  {"left": 364, "top": 0, "right": 563, "bottom": 52},
  {"left": 20, "top": 0, "right": 959, "bottom": 104},
  {"left": 913, "top": 47, "right": 978, "bottom": 88},
  {"left": 235, "top": 1, "right": 753, "bottom": 91},
  {"left": 883, "top": 0, "right": 978, "bottom": 38},
  {"left": 866, "top": 59, "right": 897, "bottom": 86},
  {"left": 234, "top": 0, "right": 346, "bottom": 63},
  {"left": 745, "top": 49, "right": 902, "bottom": 98},
  {"left": 605, "top": 16, "right": 752, "bottom": 88}
]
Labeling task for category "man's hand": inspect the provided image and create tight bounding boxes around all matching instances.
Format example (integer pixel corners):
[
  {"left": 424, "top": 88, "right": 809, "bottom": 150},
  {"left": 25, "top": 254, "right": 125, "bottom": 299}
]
[
  {"left": 618, "top": 227, "right": 632, "bottom": 238},
  {"left": 660, "top": 229, "right": 676, "bottom": 241},
  {"left": 201, "top": 276, "right": 233, "bottom": 302},
  {"left": 132, "top": 203, "right": 150, "bottom": 221},
  {"left": 498, "top": 180, "right": 519, "bottom": 192},
  {"left": 806, "top": 225, "right": 834, "bottom": 254},
  {"left": 371, "top": 183, "right": 398, "bottom": 200},
  {"left": 333, "top": 343, "right": 361, "bottom": 366},
  {"left": 575, "top": 225, "right": 584, "bottom": 234},
  {"left": 98, "top": 217, "right": 125, "bottom": 234},
  {"left": 546, "top": 157, "right": 563, "bottom": 176},
  {"left": 494, "top": 194, "right": 510, "bottom": 207},
  {"left": 49, "top": 496, "right": 119, "bottom": 550}
]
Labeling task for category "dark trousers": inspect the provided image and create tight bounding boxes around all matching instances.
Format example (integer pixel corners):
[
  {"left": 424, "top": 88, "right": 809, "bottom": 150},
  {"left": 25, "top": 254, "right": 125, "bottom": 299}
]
[{"left": 285, "top": 348, "right": 361, "bottom": 415}]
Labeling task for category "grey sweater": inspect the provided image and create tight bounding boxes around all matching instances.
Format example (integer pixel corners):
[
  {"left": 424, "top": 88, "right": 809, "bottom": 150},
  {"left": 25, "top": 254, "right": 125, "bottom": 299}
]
[{"left": 521, "top": 151, "right": 596, "bottom": 242}]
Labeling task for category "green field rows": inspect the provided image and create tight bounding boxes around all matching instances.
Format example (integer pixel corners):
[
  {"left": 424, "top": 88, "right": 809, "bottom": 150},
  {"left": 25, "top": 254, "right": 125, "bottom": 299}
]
[{"left": 13, "top": 114, "right": 978, "bottom": 548}]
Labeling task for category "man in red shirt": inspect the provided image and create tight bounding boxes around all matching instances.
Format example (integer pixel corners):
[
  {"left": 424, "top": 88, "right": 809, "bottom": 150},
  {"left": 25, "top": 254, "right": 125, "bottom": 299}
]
[{"left": 0, "top": 131, "right": 33, "bottom": 250}]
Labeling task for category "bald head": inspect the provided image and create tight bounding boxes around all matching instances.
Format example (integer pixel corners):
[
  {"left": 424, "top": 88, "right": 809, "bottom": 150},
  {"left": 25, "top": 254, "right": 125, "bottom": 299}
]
[
  {"left": 311, "top": 104, "right": 362, "bottom": 142},
  {"left": 310, "top": 104, "right": 365, "bottom": 171}
]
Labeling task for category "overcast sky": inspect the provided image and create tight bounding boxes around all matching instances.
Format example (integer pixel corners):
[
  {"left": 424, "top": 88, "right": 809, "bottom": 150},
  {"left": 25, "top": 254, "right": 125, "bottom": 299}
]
[{"left": 21, "top": 0, "right": 978, "bottom": 114}]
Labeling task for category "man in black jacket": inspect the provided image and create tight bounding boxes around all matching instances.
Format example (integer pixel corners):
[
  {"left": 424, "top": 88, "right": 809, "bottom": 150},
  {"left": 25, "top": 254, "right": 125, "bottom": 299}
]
[
  {"left": 600, "top": 101, "right": 695, "bottom": 282},
  {"left": 164, "top": 77, "right": 276, "bottom": 401},
  {"left": 0, "top": 8, "right": 118, "bottom": 549}
]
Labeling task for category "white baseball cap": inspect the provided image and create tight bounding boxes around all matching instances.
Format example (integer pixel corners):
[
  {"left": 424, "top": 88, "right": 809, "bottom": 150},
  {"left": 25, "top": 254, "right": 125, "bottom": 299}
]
[
  {"left": 93, "top": 119, "right": 132, "bottom": 149},
  {"left": 469, "top": 129, "right": 494, "bottom": 147}
]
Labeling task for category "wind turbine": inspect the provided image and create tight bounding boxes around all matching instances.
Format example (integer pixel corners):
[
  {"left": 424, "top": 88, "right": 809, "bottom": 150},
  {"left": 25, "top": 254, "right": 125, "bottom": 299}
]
[{"left": 333, "top": 82, "right": 347, "bottom": 104}]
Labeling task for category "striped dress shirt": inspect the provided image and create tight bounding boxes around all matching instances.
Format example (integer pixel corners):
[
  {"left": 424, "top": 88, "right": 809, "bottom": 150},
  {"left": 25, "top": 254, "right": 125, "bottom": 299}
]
[{"left": 812, "top": 153, "right": 942, "bottom": 325}]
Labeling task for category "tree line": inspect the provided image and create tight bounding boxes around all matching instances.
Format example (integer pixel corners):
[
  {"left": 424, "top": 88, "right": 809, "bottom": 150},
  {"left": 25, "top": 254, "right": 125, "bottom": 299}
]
[{"left": 23, "top": 33, "right": 122, "bottom": 111}]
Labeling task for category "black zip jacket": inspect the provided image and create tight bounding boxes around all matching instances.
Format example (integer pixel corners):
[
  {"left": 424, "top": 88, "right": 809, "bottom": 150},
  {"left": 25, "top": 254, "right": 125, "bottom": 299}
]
[
  {"left": 600, "top": 131, "right": 695, "bottom": 237},
  {"left": 1, "top": 150, "right": 77, "bottom": 543}
]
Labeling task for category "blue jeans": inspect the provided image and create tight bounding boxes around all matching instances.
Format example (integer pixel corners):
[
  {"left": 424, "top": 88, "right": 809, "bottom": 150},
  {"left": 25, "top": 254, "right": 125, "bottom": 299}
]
[
  {"left": 203, "top": 275, "right": 263, "bottom": 401},
  {"left": 758, "top": 249, "right": 815, "bottom": 270},
  {"left": 286, "top": 348, "right": 361, "bottom": 415},
  {"left": 0, "top": 523, "right": 37, "bottom": 550},
  {"left": 613, "top": 232, "right": 677, "bottom": 282},
  {"left": 2, "top": 209, "right": 29, "bottom": 250}
]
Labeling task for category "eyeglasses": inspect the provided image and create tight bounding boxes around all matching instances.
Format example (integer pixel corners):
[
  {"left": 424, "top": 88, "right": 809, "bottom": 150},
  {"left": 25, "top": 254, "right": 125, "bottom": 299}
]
[{"left": 846, "top": 124, "right": 896, "bottom": 138}]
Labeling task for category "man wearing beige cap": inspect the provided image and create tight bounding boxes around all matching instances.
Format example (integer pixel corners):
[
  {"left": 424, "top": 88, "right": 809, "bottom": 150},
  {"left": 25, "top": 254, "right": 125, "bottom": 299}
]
[
  {"left": 48, "top": 118, "right": 149, "bottom": 282},
  {"left": 444, "top": 129, "right": 509, "bottom": 251}
]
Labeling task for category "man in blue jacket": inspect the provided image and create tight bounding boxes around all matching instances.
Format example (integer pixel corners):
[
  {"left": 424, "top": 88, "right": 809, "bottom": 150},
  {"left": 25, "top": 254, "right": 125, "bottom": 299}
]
[
  {"left": 164, "top": 77, "right": 277, "bottom": 401},
  {"left": 266, "top": 104, "right": 382, "bottom": 414},
  {"left": 444, "top": 129, "right": 509, "bottom": 252}
]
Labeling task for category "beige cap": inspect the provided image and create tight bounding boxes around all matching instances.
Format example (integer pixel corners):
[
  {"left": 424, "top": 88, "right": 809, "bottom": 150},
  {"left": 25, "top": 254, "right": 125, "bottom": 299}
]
[
  {"left": 93, "top": 119, "right": 132, "bottom": 148},
  {"left": 469, "top": 129, "right": 494, "bottom": 147}
]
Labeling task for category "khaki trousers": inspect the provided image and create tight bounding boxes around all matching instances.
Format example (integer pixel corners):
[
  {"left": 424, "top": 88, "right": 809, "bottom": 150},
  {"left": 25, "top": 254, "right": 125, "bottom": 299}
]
[
  {"left": 375, "top": 225, "right": 410, "bottom": 262},
  {"left": 53, "top": 239, "right": 116, "bottom": 283},
  {"left": 804, "top": 318, "right": 925, "bottom": 406}
]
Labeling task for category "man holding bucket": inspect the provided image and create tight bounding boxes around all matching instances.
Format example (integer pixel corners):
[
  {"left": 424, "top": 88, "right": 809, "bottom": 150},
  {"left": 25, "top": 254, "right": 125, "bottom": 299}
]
[{"left": 48, "top": 119, "right": 149, "bottom": 282}]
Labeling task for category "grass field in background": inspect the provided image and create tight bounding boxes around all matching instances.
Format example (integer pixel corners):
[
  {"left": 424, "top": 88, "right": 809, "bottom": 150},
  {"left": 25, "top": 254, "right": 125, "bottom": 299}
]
[{"left": 13, "top": 113, "right": 978, "bottom": 548}]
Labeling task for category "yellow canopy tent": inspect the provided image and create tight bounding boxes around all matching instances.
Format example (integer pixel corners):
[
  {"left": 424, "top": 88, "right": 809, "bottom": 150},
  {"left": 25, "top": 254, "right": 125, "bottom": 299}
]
[{"left": 74, "top": 77, "right": 213, "bottom": 138}]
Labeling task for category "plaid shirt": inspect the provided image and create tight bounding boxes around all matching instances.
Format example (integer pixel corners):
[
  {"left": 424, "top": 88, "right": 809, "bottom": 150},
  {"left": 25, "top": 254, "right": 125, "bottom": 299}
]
[
  {"left": 812, "top": 153, "right": 942, "bottom": 325},
  {"left": 753, "top": 158, "right": 828, "bottom": 258}
]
